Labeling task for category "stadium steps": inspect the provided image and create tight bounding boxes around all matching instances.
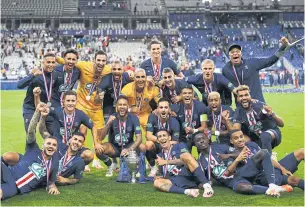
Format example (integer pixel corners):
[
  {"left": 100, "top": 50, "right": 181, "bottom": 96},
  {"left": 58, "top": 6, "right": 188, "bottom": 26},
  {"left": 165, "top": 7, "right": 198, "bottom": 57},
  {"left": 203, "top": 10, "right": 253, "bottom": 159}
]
[{"left": 63, "top": 0, "right": 79, "bottom": 15}]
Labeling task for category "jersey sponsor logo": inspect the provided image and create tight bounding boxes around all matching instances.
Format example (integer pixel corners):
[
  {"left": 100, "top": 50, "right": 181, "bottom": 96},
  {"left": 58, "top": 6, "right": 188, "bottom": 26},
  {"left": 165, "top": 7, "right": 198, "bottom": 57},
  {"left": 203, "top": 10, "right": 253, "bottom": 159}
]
[
  {"left": 146, "top": 123, "right": 152, "bottom": 128},
  {"left": 59, "top": 84, "right": 73, "bottom": 93},
  {"left": 228, "top": 83, "right": 233, "bottom": 88},
  {"left": 229, "top": 146, "right": 235, "bottom": 152},
  {"left": 85, "top": 83, "right": 93, "bottom": 91},
  {"left": 173, "top": 132, "right": 180, "bottom": 137},
  {"left": 28, "top": 163, "right": 46, "bottom": 180}
]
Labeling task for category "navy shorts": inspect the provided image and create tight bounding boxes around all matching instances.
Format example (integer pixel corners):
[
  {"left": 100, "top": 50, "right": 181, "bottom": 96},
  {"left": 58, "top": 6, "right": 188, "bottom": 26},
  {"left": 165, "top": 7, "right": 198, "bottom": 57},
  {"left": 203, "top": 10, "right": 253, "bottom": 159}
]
[
  {"left": 256, "top": 152, "right": 300, "bottom": 186},
  {"left": 1, "top": 162, "right": 18, "bottom": 200},
  {"left": 169, "top": 175, "right": 198, "bottom": 189},
  {"left": 110, "top": 142, "right": 134, "bottom": 158},
  {"left": 258, "top": 128, "right": 282, "bottom": 149}
]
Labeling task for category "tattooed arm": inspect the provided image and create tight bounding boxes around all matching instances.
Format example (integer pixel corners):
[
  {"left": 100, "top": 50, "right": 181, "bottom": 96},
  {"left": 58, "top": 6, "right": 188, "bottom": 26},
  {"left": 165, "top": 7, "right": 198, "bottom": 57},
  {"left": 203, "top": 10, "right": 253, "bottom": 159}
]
[
  {"left": 38, "top": 106, "right": 51, "bottom": 139},
  {"left": 26, "top": 107, "right": 41, "bottom": 144}
]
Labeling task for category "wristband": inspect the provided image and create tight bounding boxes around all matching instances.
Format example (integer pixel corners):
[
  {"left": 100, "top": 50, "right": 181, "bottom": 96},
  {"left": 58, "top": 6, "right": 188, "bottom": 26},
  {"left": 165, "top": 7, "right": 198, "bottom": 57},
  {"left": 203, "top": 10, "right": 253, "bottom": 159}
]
[
  {"left": 215, "top": 131, "right": 220, "bottom": 136},
  {"left": 193, "top": 128, "right": 198, "bottom": 134}
]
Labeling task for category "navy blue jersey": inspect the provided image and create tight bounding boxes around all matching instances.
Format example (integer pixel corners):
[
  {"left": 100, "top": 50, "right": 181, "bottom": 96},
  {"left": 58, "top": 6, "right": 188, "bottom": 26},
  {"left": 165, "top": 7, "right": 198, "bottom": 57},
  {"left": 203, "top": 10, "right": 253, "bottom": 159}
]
[
  {"left": 233, "top": 101, "right": 279, "bottom": 140},
  {"left": 17, "top": 71, "right": 61, "bottom": 114},
  {"left": 50, "top": 108, "right": 93, "bottom": 148},
  {"left": 198, "top": 144, "right": 234, "bottom": 187},
  {"left": 52, "top": 64, "right": 80, "bottom": 108},
  {"left": 98, "top": 73, "right": 131, "bottom": 110},
  {"left": 146, "top": 114, "right": 180, "bottom": 141},
  {"left": 8, "top": 142, "right": 59, "bottom": 194},
  {"left": 140, "top": 57, "right": 180, "bottom": 80},
  {"left": 205, "top": 105, "right": 234, "bottom": 144},
  {"left": 162, "top": 79, "right": 188, "bottom": 104},
  {"left": 108, "top": 113, "right": 141, "bottom": 148},
  {"left": 182, "top": 69, "right": 195, "bottom": 77},
  {"left": 171, "top": 100, "right": 207, "bottom": 142},
  {"left": 57, "top": 146, "right": 85, "bottom": 180},
  {"left": 185, "top": 73, "right": 235, "bottom": 106},
  {"left": 222, "top": 55, "right": 279, "bottom": 103},
  {"left": 157, "top": 143, "right": 188, "bottom": 177}
]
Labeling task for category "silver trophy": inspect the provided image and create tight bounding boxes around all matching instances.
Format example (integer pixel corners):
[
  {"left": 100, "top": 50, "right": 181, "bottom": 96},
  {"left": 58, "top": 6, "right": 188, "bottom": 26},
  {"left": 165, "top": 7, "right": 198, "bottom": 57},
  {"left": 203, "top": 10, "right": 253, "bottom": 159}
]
[{"left": 125, "top": 149, "right": 139, "bottom": 184}]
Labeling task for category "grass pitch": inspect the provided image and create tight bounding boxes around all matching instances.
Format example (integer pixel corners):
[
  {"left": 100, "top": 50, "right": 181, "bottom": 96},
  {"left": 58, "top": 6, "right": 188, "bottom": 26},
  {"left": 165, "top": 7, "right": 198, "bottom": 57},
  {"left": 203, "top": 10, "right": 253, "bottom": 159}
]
[{"left": 1, "top": 91, "right": 304, "bottom": 206}]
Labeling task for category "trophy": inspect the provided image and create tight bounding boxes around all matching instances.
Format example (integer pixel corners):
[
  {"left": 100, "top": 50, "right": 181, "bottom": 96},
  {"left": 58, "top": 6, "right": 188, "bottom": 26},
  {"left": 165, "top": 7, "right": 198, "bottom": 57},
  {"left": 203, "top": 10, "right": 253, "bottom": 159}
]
[{"left": 125, "top": 149, "right": 139, "bottom": 184}]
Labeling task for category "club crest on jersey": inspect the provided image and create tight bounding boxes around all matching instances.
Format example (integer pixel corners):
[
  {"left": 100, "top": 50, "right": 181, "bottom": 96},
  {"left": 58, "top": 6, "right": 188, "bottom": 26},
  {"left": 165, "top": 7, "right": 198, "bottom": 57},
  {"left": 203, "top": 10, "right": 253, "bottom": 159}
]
[
  {"left": 28, "top": 163, "right": 46, "bottom": 180},
  {"left": 85, "top": 83, "right": 94, "bottom": 91},
  {"left": 147, "top": 123, "right": 152, "bottom": 128}
]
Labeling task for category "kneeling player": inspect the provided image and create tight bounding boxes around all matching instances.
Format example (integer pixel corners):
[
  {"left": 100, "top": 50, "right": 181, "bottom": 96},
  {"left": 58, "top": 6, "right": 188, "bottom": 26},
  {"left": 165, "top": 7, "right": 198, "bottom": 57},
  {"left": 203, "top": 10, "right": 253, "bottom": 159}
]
[
  {"left": 94, "top": 95, "right": 146, "bottom": 178},
  {"left": 153, "top": 130, "right": 213, "bottom": 198}
]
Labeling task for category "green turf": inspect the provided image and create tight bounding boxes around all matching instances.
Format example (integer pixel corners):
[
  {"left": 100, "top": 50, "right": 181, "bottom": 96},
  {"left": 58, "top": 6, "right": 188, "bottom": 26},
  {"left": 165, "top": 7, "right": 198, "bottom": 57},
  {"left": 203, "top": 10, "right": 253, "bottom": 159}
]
[{"left": 1, "top": 91, "right": 304, "bottom": 206}]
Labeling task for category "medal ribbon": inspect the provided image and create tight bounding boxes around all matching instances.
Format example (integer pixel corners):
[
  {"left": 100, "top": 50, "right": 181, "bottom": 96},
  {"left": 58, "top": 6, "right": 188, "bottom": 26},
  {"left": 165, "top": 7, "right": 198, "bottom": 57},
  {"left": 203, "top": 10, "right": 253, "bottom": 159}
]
[
  {"left": 60, "top": 66, "right": 73, "bottom": 104},
  {"left": 203, "top": 78, "right": 212, "bottom": 94},
  {"left": 119, "top": 119, "right": 126, "bottom": 146},
  {"left": 162, "top": 145, "right": 172, "bottom": 177},
  {"left": 246, "top": 110, "right": 257, "bottom": 126},
  {"left": 42, "top": 71, "right": 53, "bottom": 102},
  {"left": 134, "top": 86, "right": 144, "bottom": 114},
  {"left": 158, "top": 117, "right": 170, "bottom": 131},
  {"left": 88, "top": 67, "right": 103, "bottom": 98},
  {"left": 184, "top": 103, "right": 194, "bottom": 126},
  {"left": 232, "top": 65, "right": 243, "bottom": 86},
  {"left": 212, "top": 106, "right": 223, "bottom": 132},
  {"left": 58, "top": 151, "right": 75, "bottom": 175},
  {"left": 112, "top": 76, "right": 122, "bottom": 102},
  {"left": 151, "top": 58, "right": 162, "bottom": 80},
  {"left": 41, "top": 152, "right": 52, "bottom": 188},
  {"left": 63, "top": 111, "right": 75, "bottom": 144}
]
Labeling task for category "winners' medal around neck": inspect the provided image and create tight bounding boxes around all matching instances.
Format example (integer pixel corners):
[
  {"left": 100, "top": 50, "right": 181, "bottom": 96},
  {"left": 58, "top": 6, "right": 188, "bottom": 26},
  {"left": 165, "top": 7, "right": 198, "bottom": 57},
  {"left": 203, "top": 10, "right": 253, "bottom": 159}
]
[
  {"left": 42, "top": 70, "right": 53, "bottom": 107},
  {"left": 86, "top": 66, "right": 103, "bottom": 101}
]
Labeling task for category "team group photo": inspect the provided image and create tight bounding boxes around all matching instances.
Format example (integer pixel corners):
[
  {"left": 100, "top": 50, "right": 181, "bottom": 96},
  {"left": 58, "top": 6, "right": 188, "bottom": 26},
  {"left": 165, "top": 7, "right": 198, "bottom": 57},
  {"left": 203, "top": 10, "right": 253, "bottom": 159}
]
[{"left": 1, "top": 0, "right": 304, "bottom": 206}]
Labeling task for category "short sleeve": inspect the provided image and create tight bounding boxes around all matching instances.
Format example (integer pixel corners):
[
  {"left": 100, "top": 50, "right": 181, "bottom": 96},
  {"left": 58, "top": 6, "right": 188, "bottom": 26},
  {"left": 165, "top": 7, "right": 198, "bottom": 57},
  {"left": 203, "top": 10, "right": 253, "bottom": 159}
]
[
  {"left": 170, "top": 118, "right": 180, "bottom": 141},
  {"left": 146, "top": 115, "right": 155, "bottom": 132},
  {"left": 153, "top": 86, "right": 161, "bottom": 103},
  {"left": 132, "top": 115, "right": 142, "bottom": 135},
  {"left": 232, "top": 109, "right": 242, "bottom": 124},
  {"left": 80, "top": 111, "right": 93, "bottom": 129}
]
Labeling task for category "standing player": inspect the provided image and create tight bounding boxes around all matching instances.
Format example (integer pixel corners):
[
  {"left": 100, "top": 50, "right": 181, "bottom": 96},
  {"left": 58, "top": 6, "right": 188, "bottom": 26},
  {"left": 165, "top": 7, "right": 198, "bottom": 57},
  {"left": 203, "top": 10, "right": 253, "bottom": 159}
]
[
  {"left": 94, "top": 95, "right": 146, "bottom": 178},
  {"left": 161, "top": 68, "right": 189, "bottom": 104},
  {"left": 17, "top": 53, "right": 59, "bottom": 132},
  {"left": 222, "top": 37, "right": 290, "bottom": 102},
  {"left": 146, "top": 98, "right": 180, "bottom": 177},
  {"left": 1, "top": 103, "right": 60, "bottom": 200},
  {"left": 97, "top": 60, "right": 132, "bottom": 119},
  {"left": 52, "top": 49, "right": 80, "bottom": 108},
  {"left": 39, "top": 90, "right": 95, "bottom": 165},
  {"left": 185, "top": 59, "right": 235, "bottom": 106},
  {"left": 140, "top": 40, "right": 183, "bottom": 83},
  {"left": 171, "top": 85, "right": 208, "bottom": 151},
  {"left": 232, "top": 85, "right": 284, "bottom": 153},
  {"left": 153, "top": 130, "right": 214, "bottom": 198},
  {"left": 57, "top": 50, "right": 111, "bottom": 170},
  {"left": 121, "top": 69, "right": 161, "bottom": 132},
  {"left": 204, "top": 92, "right": 234, "bottom": 144}
]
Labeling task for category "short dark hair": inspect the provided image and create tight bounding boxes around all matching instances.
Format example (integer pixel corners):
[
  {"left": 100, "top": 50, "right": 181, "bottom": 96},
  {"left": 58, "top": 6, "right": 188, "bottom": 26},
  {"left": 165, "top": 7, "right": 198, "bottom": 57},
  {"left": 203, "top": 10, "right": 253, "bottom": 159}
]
[
  {"left": 156, "top": 129, "right": 170, "bottom": 136},
  {"left": 181, "top": 84, "right": 193, "bottom": 91},
  {"left": 148, "top": 40, "right": 162, "bottom": 50},
  {"left": 192, "top": 131, "right": 209, "bottom": 140},
  {"left": 162, "top": 67, "right": 173, "bottom": 74},
  {"left": 158, "top": 98, "right": 170, "bottom": 107},
  {"left": 117, "top": 95, "right": 129, "bottom": 103},
  {"left": 94, "top": 50, "right": 107, "bottom": 60},
  {"left": 43, "top": 53, "right": 56, "bottom": 59},
  {"left": 62, "top": 90, "right": 77, "bottom": 100},
  {"left": 63, "top": 49, "right": 79, "bottom": 59},
  {"left": 229, "top": 129, "right": 243, "bottom": 138},
  {"left": 44, "top": 136, "right": 58, "bottom": 142},
  {"left": 72, "top": 131, "right": 86, "bottom": 141}
]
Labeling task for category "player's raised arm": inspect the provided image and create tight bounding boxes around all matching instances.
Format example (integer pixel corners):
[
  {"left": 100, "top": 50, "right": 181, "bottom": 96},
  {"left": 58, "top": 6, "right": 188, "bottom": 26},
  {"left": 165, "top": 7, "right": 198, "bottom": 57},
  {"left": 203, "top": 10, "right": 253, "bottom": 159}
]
[
  {"left": 38, "top": 104, "right": 51, "bottom": 139},
  {"left": 26, "top": 103, "right": 43, "bottom": 144}
]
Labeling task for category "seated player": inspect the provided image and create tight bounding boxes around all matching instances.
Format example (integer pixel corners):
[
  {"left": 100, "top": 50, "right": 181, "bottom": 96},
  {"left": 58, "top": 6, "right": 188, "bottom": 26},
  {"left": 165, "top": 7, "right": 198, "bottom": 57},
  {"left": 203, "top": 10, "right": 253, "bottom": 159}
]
[
  {"left": 121, "top": 68, "right": 161, "bottom": 132},
  {"left": 1, "top": 103, "right": 60, "bottom": 200},
  {"left": 153, "top": 130, "right": 214, "bottom": 198},
  {"left": 171, "top": 85, "right": 208, "bottom": 151},
  {"left": 232, "top": 85, "right": 284, "bottom": 153},
  {"left": 56, "top": 132, "right": 87, "bottom": 185},
  {"left": 146, "top": 98, "right": 180, "bottom": 177},
  {"left": 204, "top": 92, "right": 234, "bottom": 144},
  {"left": 94, "top": 95, "right": 146, "bottom": 178},
  {"left": 185, "top": 59, "right": 235, "bottom": 106},
  {"left": 159, "top": 67, "right": 189, "bottom": 104},
  {"left": 228, "top": 130, "right": 304, "bottom": 194},
  {"left": 193, "top": 131, "right": 287, "bottom": 197},
  {"left": 39, "top": 90, "right": 95, "bottom": 165}
]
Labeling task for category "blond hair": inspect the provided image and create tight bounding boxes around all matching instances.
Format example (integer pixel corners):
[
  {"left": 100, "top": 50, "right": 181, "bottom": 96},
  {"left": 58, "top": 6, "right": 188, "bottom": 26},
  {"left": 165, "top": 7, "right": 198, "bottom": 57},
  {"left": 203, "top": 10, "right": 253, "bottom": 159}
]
[{"left": 233, "top": 85, "right": 250, "bottom": 94}]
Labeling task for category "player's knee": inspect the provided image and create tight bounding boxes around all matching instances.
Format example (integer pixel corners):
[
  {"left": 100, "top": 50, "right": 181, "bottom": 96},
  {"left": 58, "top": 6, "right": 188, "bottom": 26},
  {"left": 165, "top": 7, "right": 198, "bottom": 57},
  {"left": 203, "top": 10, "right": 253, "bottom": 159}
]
[
  {"left": 235, "top": 183, "right": 254, "bottom": 195},
  {"left": 180, "top": 153, "right": 197, "bottom": 169},
  {"left": 81, "top": 150, "right": 94, "bottom": 165},
  {"left": 260, "top": 132, "right": 272, "bottom": 142},
  {"left": 153, "top": 179, "right": 163, "bottom": 189},
  {"left": 288, "top": 176, "right": 300, "bottom": 186},
  {"left": 253, "top": 149, "right": 269, "bottom": 163},
  {"left": 294, "top": 148, "right": 304, "bottom": 161},
  {"left": 145, "top": 141, "right": 155, "bottom": 151},
  {"left": 2, "top": 152, "right": 19, "bottom": 166},
  {"left": 138, "top": 143, "right": 146, "bottom": 152}
]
